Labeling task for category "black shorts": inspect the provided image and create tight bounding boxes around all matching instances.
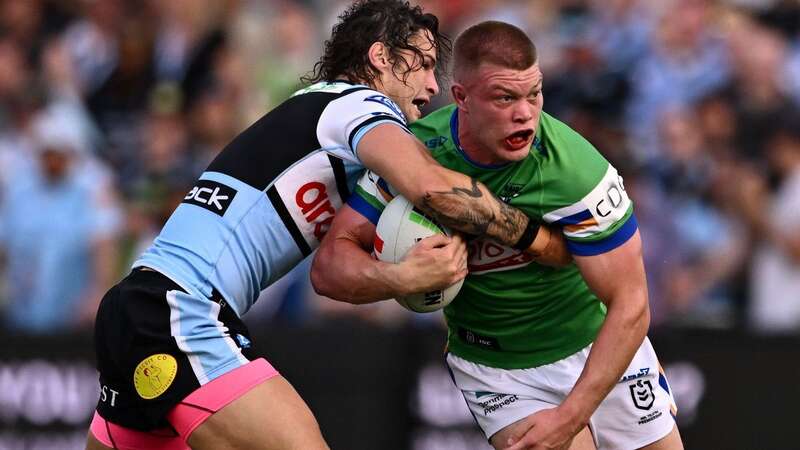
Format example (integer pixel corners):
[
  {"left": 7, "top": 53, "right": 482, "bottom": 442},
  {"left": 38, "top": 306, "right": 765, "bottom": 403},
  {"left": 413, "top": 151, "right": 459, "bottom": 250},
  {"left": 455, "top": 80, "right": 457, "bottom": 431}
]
[{"left": 94, "top": 268, "right": 257, "bottom": 431}]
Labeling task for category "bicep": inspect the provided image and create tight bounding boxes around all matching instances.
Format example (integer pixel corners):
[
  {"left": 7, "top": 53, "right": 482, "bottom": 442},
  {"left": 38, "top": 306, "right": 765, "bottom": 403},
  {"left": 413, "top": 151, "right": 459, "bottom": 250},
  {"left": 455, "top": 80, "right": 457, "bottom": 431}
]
[{"left": 573, "top": 230, "right": 646, "bottom": 304}]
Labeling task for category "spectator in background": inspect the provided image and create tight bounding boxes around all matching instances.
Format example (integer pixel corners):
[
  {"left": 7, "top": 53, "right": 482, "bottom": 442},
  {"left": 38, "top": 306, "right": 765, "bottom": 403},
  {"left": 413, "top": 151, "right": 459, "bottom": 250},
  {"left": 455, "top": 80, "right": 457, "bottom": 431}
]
[
  {"left": 119, "top": 86, "right": 197, "bottom": 197},
  {"left": 740, "top": 124, "right": 800, "bottom": 334},
  {"left": 187, "top": 86, "right": 239, "bottom": 169},
  {"left": 0, "top": 110, "right": 121, "bottom": 334},
  {"left": 625, "top": 0, "right": 731, "bottom": 163},
  {"left": 0, "top": 37, "right": 39, "bottom": 193},
  {"left": 654, "top": 109, "right": 747, "bottom": 328},
  {"left": 724, "top": 14, "right": 795, "bottom": 159}
]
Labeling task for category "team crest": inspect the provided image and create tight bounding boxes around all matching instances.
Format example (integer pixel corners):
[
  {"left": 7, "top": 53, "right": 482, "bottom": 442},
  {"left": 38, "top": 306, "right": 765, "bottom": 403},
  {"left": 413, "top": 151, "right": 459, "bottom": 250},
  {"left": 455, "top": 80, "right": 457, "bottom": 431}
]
[
  {"left": 499, "top": 183, "right": 524, "bottom": 203},
  {"left": 134, "top": 354, "right": 178, "bottom": 399},
  {"left": 629, "top": 379, "right": 655, "bottom": 410}
]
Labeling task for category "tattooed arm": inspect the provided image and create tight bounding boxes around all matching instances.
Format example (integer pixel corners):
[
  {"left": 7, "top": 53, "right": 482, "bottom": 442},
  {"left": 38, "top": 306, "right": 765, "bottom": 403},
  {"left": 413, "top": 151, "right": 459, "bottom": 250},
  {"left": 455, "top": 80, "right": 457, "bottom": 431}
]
[
  {"left": 358, "top": 124, "right": 536, "bottom": 249},
  {"left": 420, "top": 178, "right": 529, "bottom": 244}
]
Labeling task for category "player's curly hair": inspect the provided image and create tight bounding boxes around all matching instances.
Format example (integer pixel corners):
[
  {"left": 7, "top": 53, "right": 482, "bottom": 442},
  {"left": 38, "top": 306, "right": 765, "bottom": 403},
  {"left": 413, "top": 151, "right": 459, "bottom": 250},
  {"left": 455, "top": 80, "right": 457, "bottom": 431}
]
[{"left": 302, "top": 0, "right": 451, "bottom": 86}]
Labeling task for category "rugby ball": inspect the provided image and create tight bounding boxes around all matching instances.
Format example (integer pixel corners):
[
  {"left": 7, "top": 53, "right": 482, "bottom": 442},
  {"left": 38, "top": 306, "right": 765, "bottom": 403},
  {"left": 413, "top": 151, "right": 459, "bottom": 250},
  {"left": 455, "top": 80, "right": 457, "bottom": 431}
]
[{"left": 374, "top": 195, "right": 464, "bottom": 312}]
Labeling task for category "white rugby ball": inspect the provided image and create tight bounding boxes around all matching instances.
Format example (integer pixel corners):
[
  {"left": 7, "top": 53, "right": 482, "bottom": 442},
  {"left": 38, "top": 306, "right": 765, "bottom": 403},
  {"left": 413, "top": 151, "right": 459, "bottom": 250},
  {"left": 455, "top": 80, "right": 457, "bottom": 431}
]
[{"left": 374, "top": 195, "right": 464, "bottom": 312}]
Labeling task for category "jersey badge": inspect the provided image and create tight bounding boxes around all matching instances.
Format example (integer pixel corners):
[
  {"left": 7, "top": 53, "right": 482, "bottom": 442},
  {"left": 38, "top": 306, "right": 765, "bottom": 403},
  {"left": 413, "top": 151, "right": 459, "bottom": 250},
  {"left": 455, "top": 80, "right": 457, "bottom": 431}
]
[
  {"left": 364, "top": 95, "right": 405, "bottom": 121},
  {"left": 133, "top": 354, "right": 178, "bottom": 399},
  {"left": 499, "top": 183, "right": 524, "bottom": 203}
]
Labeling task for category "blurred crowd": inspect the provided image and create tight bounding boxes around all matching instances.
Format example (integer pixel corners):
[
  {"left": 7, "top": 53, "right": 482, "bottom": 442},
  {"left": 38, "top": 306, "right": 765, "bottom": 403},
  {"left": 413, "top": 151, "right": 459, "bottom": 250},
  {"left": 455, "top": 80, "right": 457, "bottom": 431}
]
[{"left": 0, "top": 0, "right": 799, "bottom": 336}]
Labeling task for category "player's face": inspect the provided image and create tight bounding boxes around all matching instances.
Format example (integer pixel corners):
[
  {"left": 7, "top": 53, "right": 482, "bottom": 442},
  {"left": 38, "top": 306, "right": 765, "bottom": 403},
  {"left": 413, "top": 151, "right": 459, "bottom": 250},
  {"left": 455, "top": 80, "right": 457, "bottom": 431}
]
[
  {"left": 377, "top": 29, "right": 440, "bottom": 123},
  {"left": 458, "top": 63, "right": 543, "bottom": 164}
]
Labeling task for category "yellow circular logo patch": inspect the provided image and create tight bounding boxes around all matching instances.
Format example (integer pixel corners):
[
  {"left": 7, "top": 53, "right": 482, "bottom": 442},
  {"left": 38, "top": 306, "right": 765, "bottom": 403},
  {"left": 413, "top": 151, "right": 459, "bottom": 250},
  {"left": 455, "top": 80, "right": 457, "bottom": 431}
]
[{"left": 133, "top": 354, "right": 178, "bottom": 399}]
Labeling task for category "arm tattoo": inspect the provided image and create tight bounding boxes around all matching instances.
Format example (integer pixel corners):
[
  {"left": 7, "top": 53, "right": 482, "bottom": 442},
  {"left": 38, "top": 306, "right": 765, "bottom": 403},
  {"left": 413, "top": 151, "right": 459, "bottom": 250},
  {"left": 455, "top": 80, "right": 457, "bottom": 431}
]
[{"left": 419, "top": 178, "right": 531, "bottom": 246}]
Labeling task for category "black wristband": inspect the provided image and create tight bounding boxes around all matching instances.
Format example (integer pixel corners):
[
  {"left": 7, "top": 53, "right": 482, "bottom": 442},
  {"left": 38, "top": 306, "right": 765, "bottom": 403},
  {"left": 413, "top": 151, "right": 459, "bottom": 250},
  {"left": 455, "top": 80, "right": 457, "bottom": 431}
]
[{"left": 512, "top": 219, "right": 540, "bottom": 250}]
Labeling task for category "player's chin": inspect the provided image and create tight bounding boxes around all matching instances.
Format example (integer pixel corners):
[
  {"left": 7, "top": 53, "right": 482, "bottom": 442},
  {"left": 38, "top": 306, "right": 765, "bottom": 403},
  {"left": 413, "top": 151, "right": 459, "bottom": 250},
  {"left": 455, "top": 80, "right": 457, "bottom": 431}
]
[
  {"left": 498, "top": 146, "right": 531, "bottom": 162},
  {"left": 405, "top": 107, "right": 422, "bottom": 123}
]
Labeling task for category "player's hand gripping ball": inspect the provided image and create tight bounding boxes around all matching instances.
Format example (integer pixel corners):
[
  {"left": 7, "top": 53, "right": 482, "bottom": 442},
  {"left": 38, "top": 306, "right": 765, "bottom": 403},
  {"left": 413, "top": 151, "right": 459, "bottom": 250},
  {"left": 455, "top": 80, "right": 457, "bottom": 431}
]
[{"left": 374, "top": 195, "right": 464, "bottom": 312}]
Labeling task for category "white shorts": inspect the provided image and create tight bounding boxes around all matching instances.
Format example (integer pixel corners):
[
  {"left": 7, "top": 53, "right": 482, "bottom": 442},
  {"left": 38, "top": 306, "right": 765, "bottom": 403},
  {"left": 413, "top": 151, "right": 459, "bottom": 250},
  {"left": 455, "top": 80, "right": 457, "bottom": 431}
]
[{"left": 446, "top": 337, "right": 676, "bottom": 450}]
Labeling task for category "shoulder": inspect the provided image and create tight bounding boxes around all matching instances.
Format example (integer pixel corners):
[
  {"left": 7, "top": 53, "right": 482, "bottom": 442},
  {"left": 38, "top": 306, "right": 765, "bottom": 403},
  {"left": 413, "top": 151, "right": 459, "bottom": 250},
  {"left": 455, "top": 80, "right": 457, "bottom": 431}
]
[
  {"left": 537, "top": 112, "right": 611, "bottom": 204},
  {"left": 540, "top": 112, "right": 607, "bottom": 167},
  {"left": 295, "top": 82, "right": 406, "bottom": 119}
]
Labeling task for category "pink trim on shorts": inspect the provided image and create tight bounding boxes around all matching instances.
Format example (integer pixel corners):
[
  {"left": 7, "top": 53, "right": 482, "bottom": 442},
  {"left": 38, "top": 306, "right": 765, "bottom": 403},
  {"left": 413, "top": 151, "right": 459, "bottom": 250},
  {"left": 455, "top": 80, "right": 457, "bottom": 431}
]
[
  {"left": 90, "top": 412, "right": 189, "bottom": 450},
  {"left": 89, "top": 358, "right": 279, "bottom": 449},
  {"left": 167, "top": 358, "right": 279, "bottom": 439}
]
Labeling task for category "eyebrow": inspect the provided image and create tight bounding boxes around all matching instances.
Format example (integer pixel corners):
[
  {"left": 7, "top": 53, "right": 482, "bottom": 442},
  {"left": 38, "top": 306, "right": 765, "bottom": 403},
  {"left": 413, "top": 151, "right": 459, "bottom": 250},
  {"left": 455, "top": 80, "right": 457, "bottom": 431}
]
[{"left": 490, "top": 86, "right": 522, "bottom": 96}]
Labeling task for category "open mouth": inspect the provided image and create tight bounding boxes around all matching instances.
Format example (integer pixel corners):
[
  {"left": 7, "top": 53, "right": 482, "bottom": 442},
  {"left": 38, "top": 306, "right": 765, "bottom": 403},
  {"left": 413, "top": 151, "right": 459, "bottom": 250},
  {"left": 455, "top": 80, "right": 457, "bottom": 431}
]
[
  {"left": 505, "top": 129, "right": 534, "bottom": 150},
  {"left": 412, "top": 98, "right": 428, "bottom": 115}
]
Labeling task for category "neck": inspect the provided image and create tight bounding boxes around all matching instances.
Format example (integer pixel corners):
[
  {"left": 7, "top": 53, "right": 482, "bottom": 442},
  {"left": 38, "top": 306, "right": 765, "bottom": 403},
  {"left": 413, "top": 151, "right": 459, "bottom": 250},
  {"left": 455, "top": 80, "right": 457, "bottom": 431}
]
[{"left": 335, "top": 74, "right": 377, "bottom": 90}]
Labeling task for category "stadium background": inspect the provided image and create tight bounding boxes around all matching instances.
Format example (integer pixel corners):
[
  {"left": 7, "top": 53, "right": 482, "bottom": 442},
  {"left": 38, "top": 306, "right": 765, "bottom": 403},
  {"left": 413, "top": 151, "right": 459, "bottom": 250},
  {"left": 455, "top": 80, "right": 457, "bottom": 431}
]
[{"left": 0, "top": 0, "right": 799, "bottom": 449}]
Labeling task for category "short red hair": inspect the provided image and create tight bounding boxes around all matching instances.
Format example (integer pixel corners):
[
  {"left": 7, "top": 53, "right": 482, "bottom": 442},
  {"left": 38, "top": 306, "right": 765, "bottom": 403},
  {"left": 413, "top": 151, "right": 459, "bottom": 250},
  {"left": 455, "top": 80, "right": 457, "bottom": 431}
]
[{"left": 453, "top": 21, "right": 537, "bottom": 81}]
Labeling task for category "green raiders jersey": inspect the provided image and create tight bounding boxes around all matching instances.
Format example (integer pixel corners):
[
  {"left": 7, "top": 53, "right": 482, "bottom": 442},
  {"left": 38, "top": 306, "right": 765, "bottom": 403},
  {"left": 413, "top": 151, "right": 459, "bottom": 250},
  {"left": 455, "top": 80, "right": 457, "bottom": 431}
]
[{"left": 348, "top": 104, "right": 637, "bottom": 369}]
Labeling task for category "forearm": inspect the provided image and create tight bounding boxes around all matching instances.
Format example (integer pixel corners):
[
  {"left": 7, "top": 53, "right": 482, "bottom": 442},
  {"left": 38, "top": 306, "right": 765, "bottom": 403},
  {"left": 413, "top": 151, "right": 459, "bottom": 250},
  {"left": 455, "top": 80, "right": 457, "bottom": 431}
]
[
  {"left": 561, "top": 292, "right": 650, "bottom": 424},
  {"left": 417, "top": 176, "right": 532, "bottom": 248},
  {"left": 311, "top": 237, "right": 409, "bottom": 304},
  {"left": 358, "top": 126, "right": 535, "bottom": 247}
]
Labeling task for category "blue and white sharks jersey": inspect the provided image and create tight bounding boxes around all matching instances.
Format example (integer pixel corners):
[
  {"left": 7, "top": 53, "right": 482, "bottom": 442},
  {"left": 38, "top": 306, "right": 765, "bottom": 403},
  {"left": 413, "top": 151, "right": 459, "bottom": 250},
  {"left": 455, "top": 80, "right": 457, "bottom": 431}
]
[{"left": 134, "top": 81, "right": 409, "bottom": 317}]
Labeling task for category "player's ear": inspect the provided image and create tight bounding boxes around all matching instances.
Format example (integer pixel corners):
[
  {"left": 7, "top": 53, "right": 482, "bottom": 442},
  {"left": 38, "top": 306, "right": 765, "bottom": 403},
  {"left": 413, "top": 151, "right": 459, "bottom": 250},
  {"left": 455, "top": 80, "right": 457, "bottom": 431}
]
[
  {"left": 451, "top": 83, "right": 468, "bottom": 111},
  {"left": 368, "top": 42, "right": 391, "bottom": 71}
]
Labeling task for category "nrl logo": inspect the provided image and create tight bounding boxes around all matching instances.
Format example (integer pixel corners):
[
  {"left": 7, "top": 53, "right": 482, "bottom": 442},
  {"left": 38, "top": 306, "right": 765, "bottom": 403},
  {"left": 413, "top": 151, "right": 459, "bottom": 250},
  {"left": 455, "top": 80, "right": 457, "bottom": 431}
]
[{"left": 629, "top": 379, "right": 655, "bottom": 410}]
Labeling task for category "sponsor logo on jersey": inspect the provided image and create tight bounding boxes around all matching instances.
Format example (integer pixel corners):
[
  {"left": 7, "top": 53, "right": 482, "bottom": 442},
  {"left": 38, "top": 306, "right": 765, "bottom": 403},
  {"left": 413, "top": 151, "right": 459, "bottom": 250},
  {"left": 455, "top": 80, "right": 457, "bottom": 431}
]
[
  {"left": 183, "top": 180, "right": 237, "bottom": 216},
  {"left": 595, "top": 175, "right": 626, "bottom": 218},
  {"left": 467, "top": 238, "right": 534, "bottom": 274},
  {"left": 364, "top": 94, "right": 405, "bottom": 121},
  {"left": 629, "top": 379, "right": 655, "bottom": 410},
  {"left": 544, "top": 165, "right": 631, "bottom": 239},
  {"left": 458, "top": 327, "right": 500, "bottom": 350},
  {"left": 296, "top": 181, "right": 337, "bottom": 240},
  {"left": 425, "top": 136, "right": 448, "bottom": 149},
  {"left": 272, "top": 151, "right": 345, "bottom": 247},
  {"left": 133, "top": 354, "right": 178, "bottom": 399}
]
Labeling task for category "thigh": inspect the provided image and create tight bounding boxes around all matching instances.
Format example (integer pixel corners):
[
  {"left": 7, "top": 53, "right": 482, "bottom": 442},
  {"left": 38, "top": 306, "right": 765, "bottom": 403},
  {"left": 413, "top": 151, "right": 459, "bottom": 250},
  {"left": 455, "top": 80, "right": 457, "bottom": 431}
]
[
  {"left": 85, "top": 432, "right": 113, "bottom": 450},
  {"left": 640, "top": 425, "right": 683, "bottom": 450},
  {"left": 490, "top": 421, "right": 596, "bottom": 450},
  {"left": 591, "top": 338, "right": 678, "bottom": 450},
  {"left": 187, "top": 375, "right": 329, "bottom": 450}
]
